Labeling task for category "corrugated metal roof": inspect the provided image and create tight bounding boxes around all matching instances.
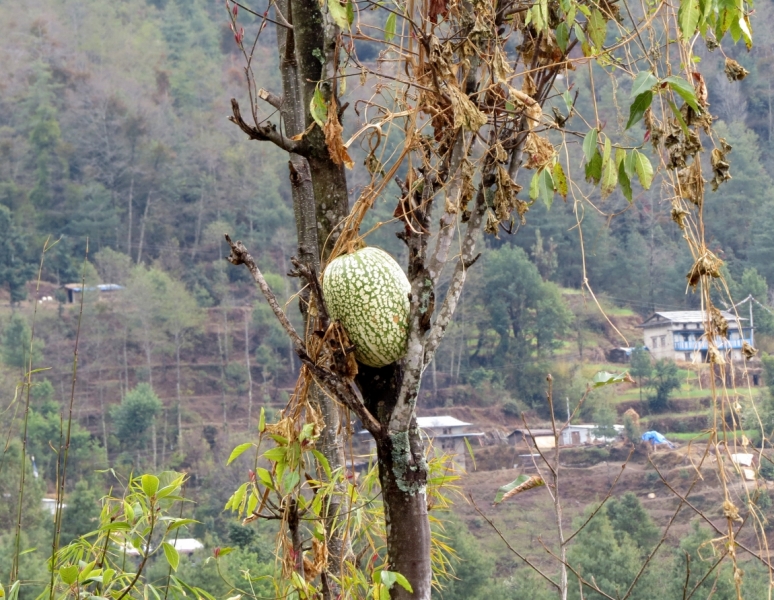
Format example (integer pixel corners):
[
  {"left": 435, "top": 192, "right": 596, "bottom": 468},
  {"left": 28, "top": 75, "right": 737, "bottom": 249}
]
[
  {"left": 509, "top": 428, "right": 555, "bottom": 437},
  {"left": 641, "top": 310, "right": 745, "bottom": 327},
  {"left": 417, "top": 416, "right": 470, "bottom": 428}
]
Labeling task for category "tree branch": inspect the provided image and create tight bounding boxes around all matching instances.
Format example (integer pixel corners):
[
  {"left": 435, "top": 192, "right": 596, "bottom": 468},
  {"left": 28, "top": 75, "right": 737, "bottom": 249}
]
[
  {"left": 302, "top": 358, "right": 381, "bottom": 435},
  {"left": 225, "top": 234, "right": 304, "bottom": 348},
  {"left": 258, "top": 88, "right": 283, "bottom": 110},
  {"left": 228, "top": 98, "right": 305, "bottom": 154},
  {"left": 422, "top": 184, "right": 486, "bottom": 367}
]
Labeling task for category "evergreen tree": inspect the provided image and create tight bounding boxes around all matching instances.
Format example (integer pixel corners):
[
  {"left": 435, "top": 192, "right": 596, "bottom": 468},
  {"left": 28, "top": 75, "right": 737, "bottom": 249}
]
[
  {"left": 1, "top": 312, "right": 43, "bottom": 369},
  {"left": 0, "top": 207, "right": 35, "bottom": 303},
  {"left": 605, "top": 492, "right": 659, "bottom": 552},
  {"left": 630, "top": 347, "right": 652, "bottom": 403},
  {"left": 110, "top": 383, "right": 162, "bottom": 450},
  {"left": 567, "top": 509, "right": 650, "bottom": 600},
  {"left": 648, "top": 360, "right": 681, "bottom": 413},
  {"left": 668, "top": 521, "right": 736, "bottom": 599}
]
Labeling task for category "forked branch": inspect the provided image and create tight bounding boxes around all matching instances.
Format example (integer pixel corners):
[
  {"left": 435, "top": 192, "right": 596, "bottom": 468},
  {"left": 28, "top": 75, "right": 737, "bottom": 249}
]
[{"left": 228, "top": 98, "right": 305, "bottom": 154}]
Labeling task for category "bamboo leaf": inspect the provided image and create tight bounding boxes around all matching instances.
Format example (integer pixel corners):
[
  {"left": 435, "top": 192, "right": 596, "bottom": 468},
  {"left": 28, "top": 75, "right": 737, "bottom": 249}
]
[
  {"left": 168, "top": 518, "right": 198, "bottom": 531},
  {"left": 311, "top": 449, "right": 332, "bottom": 479},
  {"left": 227, "top": 442, "right": 254, "bottom": 465},
  {"left": 163, "top": 542, "right": 180, "bottom": 571},
  {"left": 494, "top": 475, "right": 545, "bottom": 504}
]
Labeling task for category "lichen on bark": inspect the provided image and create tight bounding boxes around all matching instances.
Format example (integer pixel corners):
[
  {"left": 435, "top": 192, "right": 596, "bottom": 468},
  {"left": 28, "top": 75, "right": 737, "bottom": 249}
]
[{"left": 389, "top": 429, "right": 428, "bottom": 496}]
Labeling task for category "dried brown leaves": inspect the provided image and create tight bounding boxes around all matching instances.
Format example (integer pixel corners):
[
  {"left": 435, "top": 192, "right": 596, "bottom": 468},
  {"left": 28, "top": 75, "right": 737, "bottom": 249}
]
[
  {"left": 710, "top": 138, "right": 732, "bottom": 191},
  {"left": 324, "top": 98, "right": 354, "bottom": 169},
  {"left": 677, "top": 159, "right": 705, "bottom": 206},
  {"left": 524, "top": 132, "right": 555, "bottom": 169},
  {"left": 686, "top": 250, "right": 723, "bottom": 288},
  {"left": 710, "top": 306, "right": 729, "bottom": 338},
  {"left": 303, "top": 539, "right": 329, "bottom": 581},
  {"left": 447, "top": 83, "right": 488, "bottom": 131},
  {"left": 724, "top": 58, "right": 749, "bottom": 82}
]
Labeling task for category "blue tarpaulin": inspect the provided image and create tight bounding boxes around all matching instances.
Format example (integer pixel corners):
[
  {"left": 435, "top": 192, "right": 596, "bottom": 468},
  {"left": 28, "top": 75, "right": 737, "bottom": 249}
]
[{"left": 641, "top": 431, "right": 674, "bottom": 448}]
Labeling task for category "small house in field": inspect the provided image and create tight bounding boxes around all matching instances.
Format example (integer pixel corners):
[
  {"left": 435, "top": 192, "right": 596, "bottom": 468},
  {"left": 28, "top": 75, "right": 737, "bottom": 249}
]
[
  {"left": 415, "top": 416, "right": 484, "bottom": 468},
  {"left": 639, "top": 310, "right": 753, "bottom": 362},
  {"left": 560, "top": 424, "right": 624, "bottom": 445},
  {"left": 508, "top": 428, "right": 556, "bottom": 449},
  {"left": 62, "top": 283, "right": 124, "bottom": 303},
  {"left": 359, "top": 415, "right": 483, "bottom": 468}
]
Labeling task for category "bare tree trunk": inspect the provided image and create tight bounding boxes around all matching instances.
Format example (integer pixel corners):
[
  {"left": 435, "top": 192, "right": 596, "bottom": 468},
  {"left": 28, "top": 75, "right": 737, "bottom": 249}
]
[
  {"left": 244, "top": 309, "right": 253, "bottom": 427},
  {"left": 161, "top": 408, "right": 167, "bottom": 466},
  {"left": 127, "top": 172, "right": 134, "bottom": 255},
  {"left": 143, "top": 329, "right": 153, "bottom": 388},
  {"left": 99, "top": 387, "right": 108, "bottom": 456},
  {"left": 191, "top": 186, "right": 205, "bottom": 260},
  {"left": 136, "top": 191, "right": 152, "bottom": 264},
  {"left": 176, "top": 332, "right": 183, "bottom": 449},
  {"left": 123, "top": 329, "right": 130, "bottom": 389},
  {"left": 217, "top": 329, "right": 228, "bottom": 430},
  {"left": 151, "top": 419, "right": 157, "bottom": 471}
]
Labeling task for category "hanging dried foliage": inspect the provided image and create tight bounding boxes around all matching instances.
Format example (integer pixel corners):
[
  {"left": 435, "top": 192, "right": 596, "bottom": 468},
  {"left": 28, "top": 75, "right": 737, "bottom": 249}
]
[
  {"left": 324, "top": 98, "right": 354, "bottom": 169},
  {"left": 710, "top": 138, "right": 732, "bottom": 191},
  {"left": 677, "top": 159, "right": 705, "bottom": 206},
  {"left": 709, "top": 306, "right": 729, "bottom": 338},
  {"left": 686, "top": 250, "right": 723, "bottom": 288},
  {"left": 524, "top": 132, "right": 555, "bottom": 169},
  {"left": 671, "top": 203, "right": 688, "bottom": 229},
  {"left": 724, "top": 58, "right": 749, "bottom": 81}
]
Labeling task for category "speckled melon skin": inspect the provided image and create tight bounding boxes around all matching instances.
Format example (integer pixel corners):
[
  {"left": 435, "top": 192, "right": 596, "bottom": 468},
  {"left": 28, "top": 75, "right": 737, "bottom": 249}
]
[{"left": 322, "top": 247, "right": 411, "bottom": 368}]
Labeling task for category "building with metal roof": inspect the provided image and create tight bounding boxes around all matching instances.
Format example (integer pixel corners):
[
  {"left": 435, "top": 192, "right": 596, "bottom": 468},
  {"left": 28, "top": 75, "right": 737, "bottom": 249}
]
[{"left": 639, "top": 310, "right": 752, "bottom": 362}]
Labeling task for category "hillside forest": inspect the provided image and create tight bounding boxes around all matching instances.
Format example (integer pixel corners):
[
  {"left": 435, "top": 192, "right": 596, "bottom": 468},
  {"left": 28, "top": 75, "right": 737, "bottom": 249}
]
[{"left": 3, "top": 0, "right": 774, "bottom": 597}]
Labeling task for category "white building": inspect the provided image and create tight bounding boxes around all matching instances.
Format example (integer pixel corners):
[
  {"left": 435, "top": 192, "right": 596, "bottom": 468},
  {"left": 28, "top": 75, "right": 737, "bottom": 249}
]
[
  {"left": 360, "top": 416, "right": 483, "bottom": 469},
  {"left": 416, "top": 416, "right": 484, "bottom": 466},
  {"left": 560, "top": 424, "right": 623, "bottom": 445},
  {"left": 639, "top": 311, "right": 753, "bottom": 362},
  {"left": 119, "top": 538, "right": 203, "bottom": 558}
]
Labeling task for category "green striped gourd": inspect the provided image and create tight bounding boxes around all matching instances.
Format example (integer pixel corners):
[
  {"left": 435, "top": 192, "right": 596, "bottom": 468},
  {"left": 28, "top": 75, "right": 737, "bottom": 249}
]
[{"left": 322, "top": 247, "right": 411, "bottom": 368}]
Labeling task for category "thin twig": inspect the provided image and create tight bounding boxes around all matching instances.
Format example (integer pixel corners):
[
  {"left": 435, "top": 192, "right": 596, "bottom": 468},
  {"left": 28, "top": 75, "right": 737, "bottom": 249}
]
[{"left": 469, "top": 494, "right": 561, "bottom": 592}]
